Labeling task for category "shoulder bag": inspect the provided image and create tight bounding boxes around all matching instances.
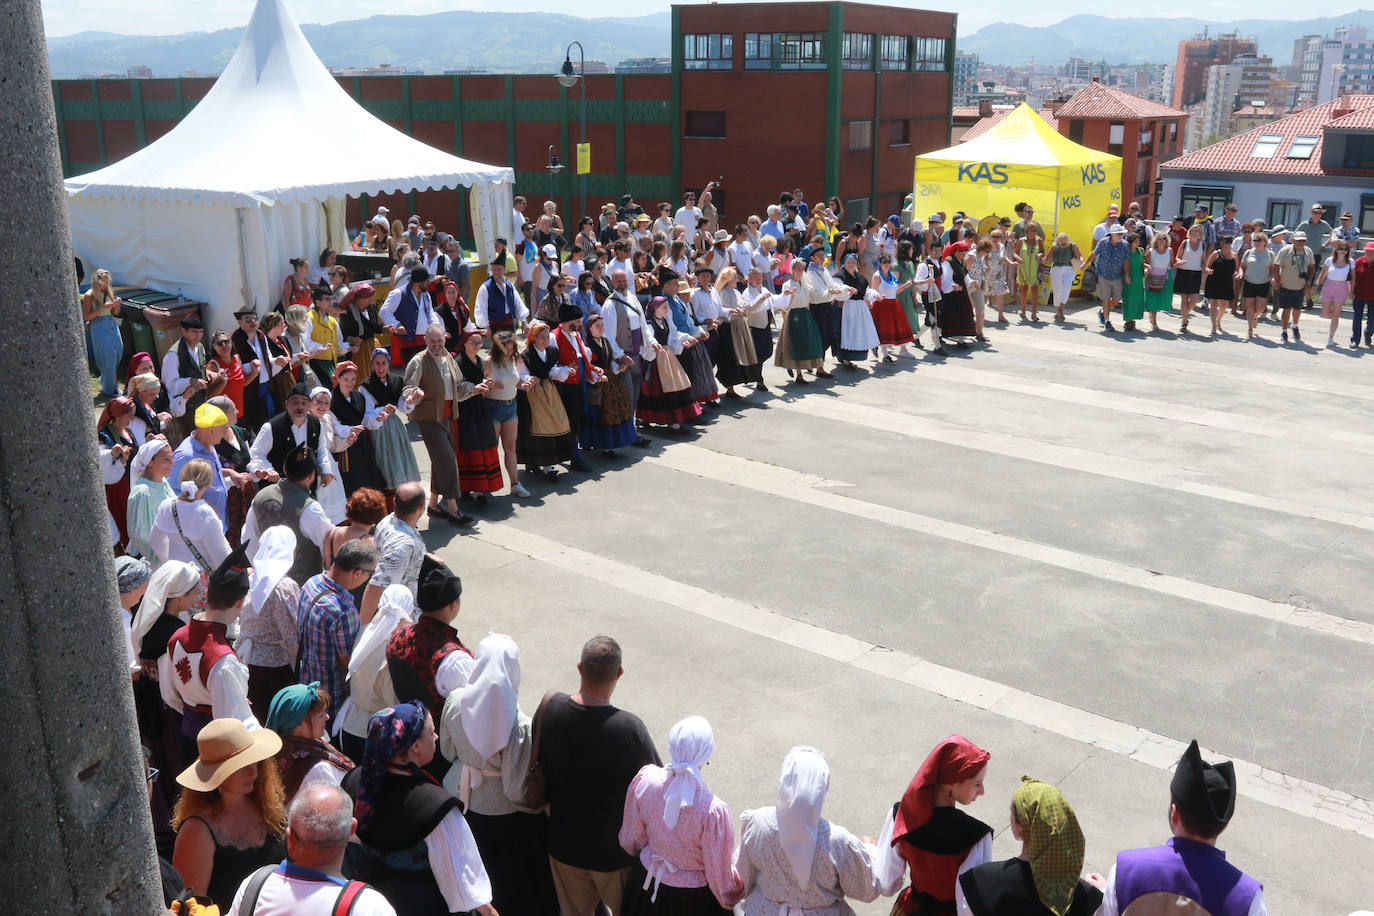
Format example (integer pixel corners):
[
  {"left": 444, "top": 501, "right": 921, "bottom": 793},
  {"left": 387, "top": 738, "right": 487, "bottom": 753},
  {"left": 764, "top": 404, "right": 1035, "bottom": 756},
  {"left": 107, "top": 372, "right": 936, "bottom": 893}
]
[{"left": 508, "top": 689, "right": 559, "bottom": 809}]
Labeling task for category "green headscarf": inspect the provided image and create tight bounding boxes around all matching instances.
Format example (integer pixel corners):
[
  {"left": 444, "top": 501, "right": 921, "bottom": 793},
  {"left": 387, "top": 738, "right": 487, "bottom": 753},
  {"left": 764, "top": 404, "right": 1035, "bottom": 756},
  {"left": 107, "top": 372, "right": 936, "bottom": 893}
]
[
  {"left": 1012, "top": 777, "right": 1085, "bottom": 916},
  {"left": 265, "top": 681, "right": 321, "bottom": 736}
]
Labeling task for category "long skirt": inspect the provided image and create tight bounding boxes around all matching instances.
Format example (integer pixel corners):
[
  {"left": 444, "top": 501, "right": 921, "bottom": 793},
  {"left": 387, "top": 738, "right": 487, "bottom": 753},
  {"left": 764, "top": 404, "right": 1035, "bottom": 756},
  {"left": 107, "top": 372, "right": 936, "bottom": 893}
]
[
  {"left": 582, "top": 380, "right": 638, "bottom": 449},
  {"left": 106, "top": 476, "right": 131, "bottom": 548},
  {"left": 622, "top": 862, "right": 732, "bottom": 916},
  {"left": 516, "top": 389, "right": 576, "bottom": 466},
  {"left": 715, "top": 316, "right": 762, "bottom": 386},
  {"left": 774, "top": 309, "right": 824, "bottom": 371},
  {"left": 555, "top": 380, "right": 586, "bottom": 434},
  {"left": 680, "top": 342, "right": 718, "bottom": 403},
  {"left": 1144, "top": 270, "right": 1175, "bottom": 313},
  {"left": 372, "top": 413, "right": 421, "bottom": 488},
  {"left": 1122, "top": 266, "right": 1147, "bottom": 321},
  {"left": 938, "top": 288, "right": 977, "bottom": 338},
  {"left": 455, "top": 396, "right": 503, "bottom": 492},
  {"left": 749, "top": 324, "right": 774, "bottom": 363},
  {"left": 872, "top": 297, "right": 914, "bottom": 344},
  {"left": 339, "top": 433, "right": 386, "bottom": 495},
  {"left": 839, "top": 298, "right": 880, "bottom": 360},
  {"left": 638, "top": 354, "right": 702, "bottom": 425},
  {"left": 466, "top": 810, "right": 559, "bottom": 916},
  {"left": 809, "top": 301, "right": 836, "bottom": 354}
]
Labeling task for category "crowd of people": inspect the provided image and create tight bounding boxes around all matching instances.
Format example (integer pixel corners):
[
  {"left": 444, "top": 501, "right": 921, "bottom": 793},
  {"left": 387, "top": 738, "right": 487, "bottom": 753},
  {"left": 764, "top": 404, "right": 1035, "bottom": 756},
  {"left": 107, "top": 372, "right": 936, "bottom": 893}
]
[{"left": 88, "top": 186, "right": 1303, "bottom": 915}]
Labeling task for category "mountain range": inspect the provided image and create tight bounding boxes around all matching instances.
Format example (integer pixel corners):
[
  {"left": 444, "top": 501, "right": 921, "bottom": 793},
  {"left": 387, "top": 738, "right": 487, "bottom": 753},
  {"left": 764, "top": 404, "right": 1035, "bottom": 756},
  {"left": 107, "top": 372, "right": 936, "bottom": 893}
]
[
  {"left": 45, "top": 11, "right": 671, "bottom": 78},
  {"left": 42, "top": 9, "right": 1374, "bottom": 76}
]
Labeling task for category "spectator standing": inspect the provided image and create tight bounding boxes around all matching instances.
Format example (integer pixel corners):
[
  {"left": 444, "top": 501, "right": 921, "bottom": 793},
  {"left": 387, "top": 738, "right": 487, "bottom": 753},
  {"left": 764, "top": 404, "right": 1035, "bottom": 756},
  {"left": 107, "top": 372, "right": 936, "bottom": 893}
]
[
  {"left": 1273, "top": 231, "right": 1316, "bottom": 342},
  {"left": 537, "top": 636, "right": 662, "bottom": 916},
  {"left": 1351, "top": 241, "right": 1374, "bottom": 347}
]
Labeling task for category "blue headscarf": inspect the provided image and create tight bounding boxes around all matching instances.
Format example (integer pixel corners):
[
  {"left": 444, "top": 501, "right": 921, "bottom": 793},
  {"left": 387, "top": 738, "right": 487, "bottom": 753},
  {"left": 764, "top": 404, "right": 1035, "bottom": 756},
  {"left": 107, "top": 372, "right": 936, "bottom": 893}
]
[
  {"left": 265, "top": 681, "right": 321, "bottom": 736},
  {"left": 354, "top": 701, "right": 428, "bottom": 831}
]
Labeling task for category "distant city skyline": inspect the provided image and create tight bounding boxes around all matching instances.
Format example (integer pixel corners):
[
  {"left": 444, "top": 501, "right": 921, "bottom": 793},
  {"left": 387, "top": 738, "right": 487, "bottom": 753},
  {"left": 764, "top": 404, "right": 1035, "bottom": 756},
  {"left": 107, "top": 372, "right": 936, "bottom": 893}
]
[{"left": 41, "top": 0, "right": 1365, "bottom": 40}]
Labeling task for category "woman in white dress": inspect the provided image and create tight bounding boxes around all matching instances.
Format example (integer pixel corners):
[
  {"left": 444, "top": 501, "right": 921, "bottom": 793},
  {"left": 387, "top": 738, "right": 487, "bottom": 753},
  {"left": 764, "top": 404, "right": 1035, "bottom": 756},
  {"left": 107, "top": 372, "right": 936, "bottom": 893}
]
[
  {"left": 835, "top": 253, "right": 881, "bottom": 369},
  {"left": 737, "top": 746, "right": 887, "bottom": 916},
  {"left": 149, "top": 458, "right": 232, "bottom": 573},
  {"left": 308, "top": 386, "right": 355, "bottom": 523}
]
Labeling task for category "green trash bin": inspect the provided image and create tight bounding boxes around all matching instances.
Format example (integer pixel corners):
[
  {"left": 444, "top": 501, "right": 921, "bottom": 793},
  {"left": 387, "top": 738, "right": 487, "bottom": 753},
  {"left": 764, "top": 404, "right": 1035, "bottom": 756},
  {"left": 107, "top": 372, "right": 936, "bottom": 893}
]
[{"left": 116, "top": 288, "right": 180, "bottom": 370}]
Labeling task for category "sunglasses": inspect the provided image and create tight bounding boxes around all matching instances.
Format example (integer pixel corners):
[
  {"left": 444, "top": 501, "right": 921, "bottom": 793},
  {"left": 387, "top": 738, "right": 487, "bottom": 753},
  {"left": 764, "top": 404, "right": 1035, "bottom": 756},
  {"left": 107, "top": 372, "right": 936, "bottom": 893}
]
[
  {"left": 213, "top": 339, "right": 231, "bottom": 346},
  {"left": 239, "top": 315, "right": 258, "bottom": 323}
]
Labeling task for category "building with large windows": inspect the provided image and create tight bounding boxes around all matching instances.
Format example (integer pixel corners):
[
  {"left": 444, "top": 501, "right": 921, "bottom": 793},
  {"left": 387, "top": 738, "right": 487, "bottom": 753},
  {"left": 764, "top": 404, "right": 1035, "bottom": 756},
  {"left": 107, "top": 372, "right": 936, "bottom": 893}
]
[
  {"left": 1159, "top": 95, "right": 1374, "bottom": 232},
  {"left": 51, "top": 1, "right": 955, "bottom": 240}
]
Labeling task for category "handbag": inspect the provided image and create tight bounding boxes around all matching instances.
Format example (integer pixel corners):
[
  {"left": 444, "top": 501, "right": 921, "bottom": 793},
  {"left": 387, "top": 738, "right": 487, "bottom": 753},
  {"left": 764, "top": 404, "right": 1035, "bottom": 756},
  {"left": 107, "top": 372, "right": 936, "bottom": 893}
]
[
  {"left": 1079, "top": 267, "right": 1099, "bottom": 294},
  {"left": 508, "top": 689, "right": 558, "bottom": 809},
  {"left": 526, "top": 383, "right": 570, "bottom": 437},
  {"left": 655, "top": 350, "right": 692, "bottom": 393},
  {"left": 1145, "top": 273, "right": 1166, "bottom": 291},
  {"left": 598, "top": 372, "right": 633, "bottom": 426}
]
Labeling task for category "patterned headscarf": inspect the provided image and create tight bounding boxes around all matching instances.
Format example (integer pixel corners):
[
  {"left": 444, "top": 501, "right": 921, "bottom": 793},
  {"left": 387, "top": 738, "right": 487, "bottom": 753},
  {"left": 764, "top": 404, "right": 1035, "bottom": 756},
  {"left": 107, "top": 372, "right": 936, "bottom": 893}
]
[
  {"left": 1012, "top": 777, "right": 1084, "bottom": 916},
  {"left": 355, "top": 701, "right": 428, "bottom": 831},
  {"left": 892, "top": 734, "right": 990, "bottom": 841}
]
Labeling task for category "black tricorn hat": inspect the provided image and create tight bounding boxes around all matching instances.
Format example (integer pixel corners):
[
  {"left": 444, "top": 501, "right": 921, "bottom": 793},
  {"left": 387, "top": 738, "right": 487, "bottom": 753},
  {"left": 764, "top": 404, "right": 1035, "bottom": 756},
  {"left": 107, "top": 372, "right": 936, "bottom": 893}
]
[{"left": 1170, "top": 740, "right": 1237, "bottom": 830}]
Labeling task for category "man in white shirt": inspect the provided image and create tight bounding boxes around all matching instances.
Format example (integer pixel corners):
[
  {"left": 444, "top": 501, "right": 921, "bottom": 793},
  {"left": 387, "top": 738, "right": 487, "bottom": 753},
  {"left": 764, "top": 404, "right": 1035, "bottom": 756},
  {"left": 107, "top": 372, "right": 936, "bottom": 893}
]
[
  {"left": 247, "top": 383, "right": 333, "bottom": 482},
  {"left": 512, "top": 195, "right": 528, "bottom": 239},
  {"left": 727, "top": 225, "right": 755, "bottom": 280},
  {"left": 472, "top": 260, "right": 529, "bottom": 333},
  {"left": 600, "top": 269, "right": 651, "bottom": 447},
  {"left": 690, "top": 267, "right": 725, "bottom": 330},
  {"left": 673, "top": 191, "right": 703, "bottom": 239},
  {"left": 360, "top": 482, "right": 429, "bottom": 623},
  {"left": 240, "top": 445, "right": 335, "bottom": 576},
  {"left": 370, "top": 206, "right": 390, "bottom": 229},
  {"left": 420, "top": 234, "right": 448, "bottom": 278},
  {"left": 381, "top": 267, "right": 443, "bottom": 363},
  {"left": 607, "top": 239, "right": 635, "bottom": 283},
  {"left": 227, "top": 784, "right": 398, "bottom": 916},
  {"left": 703, "top": 230, "right": 732, "bottom": 276}
]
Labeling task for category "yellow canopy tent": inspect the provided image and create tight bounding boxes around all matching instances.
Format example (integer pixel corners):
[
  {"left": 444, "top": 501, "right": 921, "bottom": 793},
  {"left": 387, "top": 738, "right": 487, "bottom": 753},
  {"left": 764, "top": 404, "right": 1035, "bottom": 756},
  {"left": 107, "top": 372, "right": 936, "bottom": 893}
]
[{"left": 914, "top": 104, "right": 1122, "bottom": 265}]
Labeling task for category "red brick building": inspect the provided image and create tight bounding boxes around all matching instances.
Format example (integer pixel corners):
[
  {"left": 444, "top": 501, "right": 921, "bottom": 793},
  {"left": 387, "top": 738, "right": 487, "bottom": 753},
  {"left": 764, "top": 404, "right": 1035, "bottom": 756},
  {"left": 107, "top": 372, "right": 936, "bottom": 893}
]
[{"left": 53, "top": 1, "right": 955, "bottom": 237}]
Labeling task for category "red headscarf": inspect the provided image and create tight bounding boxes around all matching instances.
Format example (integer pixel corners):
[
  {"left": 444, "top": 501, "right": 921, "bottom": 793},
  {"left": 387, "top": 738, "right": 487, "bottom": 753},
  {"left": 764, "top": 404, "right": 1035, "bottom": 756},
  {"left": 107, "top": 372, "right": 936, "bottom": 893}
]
[
  {"left": 97, "top": 396, "right": 136, "bottom": 431},
  {"left": 127, "top": 351, "right": 152, "bottom": 379},
  {"left": 331, "top": 361, "right": 359, "bottom": 387},
  {"left": 891, "top": 735, "right": 990, "bottom": 842},
  {"left": 941, "top": 241, "right": 970, "bottom": 260}
]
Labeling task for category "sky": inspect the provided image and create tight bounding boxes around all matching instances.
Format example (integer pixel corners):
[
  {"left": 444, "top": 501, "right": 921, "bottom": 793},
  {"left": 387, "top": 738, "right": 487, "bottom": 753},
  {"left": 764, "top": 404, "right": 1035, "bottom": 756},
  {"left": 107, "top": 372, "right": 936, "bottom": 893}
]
[{"left": 41, "top": 0, "right": 1337, "bottom": 38}]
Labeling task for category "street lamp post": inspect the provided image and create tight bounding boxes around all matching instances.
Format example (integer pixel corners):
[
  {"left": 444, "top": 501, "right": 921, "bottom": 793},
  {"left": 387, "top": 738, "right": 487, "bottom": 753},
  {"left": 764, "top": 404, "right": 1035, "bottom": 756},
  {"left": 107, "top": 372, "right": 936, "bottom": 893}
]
[
  {"left": 546, "top": 145, "right": 565, "bottom": 214},
  {"left": 558, "top": 41, "right": 586, "bottom": 223}
]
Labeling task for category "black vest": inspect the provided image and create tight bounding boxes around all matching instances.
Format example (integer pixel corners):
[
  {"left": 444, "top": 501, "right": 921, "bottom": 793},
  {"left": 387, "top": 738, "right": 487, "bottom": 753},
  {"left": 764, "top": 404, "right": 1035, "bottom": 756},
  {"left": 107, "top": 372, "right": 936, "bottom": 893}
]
[
  {"left": 177, "top": 338, "right": 209, "bottom": 415},
  {"left": 248, "top": 480, "right": 323, "bottom": 584},
  {"left": 265, "top": 413, "right": 321, "bottom": 474},
  {"left": 959, "top": 858, "right": 1102, "bottom": 916},
  {"left": 362, "top": 371, "right": 403, "bottom": 409}
]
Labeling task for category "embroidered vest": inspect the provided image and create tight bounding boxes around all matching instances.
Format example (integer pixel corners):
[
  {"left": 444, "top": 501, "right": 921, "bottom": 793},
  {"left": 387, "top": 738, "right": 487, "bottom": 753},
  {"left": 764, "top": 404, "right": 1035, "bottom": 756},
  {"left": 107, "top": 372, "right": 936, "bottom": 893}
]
[
  {"left": 308, "top": 308, "right": 338, "bottom": 361},
  {"left": 385, "top": 614, "right": 470, "bottom": 721}
]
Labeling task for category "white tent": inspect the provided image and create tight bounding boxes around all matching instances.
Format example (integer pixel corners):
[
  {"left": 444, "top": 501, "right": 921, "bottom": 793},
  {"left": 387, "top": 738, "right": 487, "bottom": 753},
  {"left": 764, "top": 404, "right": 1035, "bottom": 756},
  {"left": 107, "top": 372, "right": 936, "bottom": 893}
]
[{"left": 64, "top": 0, "right": 514, "bottom": 331}]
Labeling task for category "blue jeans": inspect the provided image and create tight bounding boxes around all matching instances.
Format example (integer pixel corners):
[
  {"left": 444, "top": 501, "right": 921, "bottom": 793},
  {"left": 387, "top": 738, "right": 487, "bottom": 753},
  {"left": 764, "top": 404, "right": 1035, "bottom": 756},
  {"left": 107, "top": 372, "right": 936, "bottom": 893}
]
[
  {"left": 89, "top": 315, "right": 122, "bottom": 395},
  {"left": 1353, "top": 300, "right": 1374, "bottom": 342}
]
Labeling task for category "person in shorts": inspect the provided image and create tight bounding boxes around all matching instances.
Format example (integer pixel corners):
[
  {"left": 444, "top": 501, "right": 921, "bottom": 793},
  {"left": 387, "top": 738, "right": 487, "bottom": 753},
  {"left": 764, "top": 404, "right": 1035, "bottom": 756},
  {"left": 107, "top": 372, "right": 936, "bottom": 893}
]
[{"left": 1272, "top": 230, "right": 1316, "bottom": 343}]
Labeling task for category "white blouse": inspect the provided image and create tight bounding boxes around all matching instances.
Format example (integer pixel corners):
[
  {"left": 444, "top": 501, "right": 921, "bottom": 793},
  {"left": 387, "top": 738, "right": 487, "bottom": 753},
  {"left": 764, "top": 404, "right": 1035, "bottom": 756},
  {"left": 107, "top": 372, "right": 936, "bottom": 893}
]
[{"left": 149, "top": 498, "right": 231, "bottom": 570}]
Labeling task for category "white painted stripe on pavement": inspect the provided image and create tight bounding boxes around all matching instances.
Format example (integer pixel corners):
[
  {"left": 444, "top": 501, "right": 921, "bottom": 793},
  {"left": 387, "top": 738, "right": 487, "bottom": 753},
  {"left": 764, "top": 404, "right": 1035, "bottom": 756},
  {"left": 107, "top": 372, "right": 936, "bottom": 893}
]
[
  {"left": 924, "top": 363, "right": 1374, "bottom": 453},
  {"left": 642, "top": 444, "right": 1374, "bottom": 647},
  {"left": 990, "top": 328, "right": 1374, "bottom": 404},
  {"left": 766, "top": 395, "right": 1374, "bottom": 531},
  {"left": 470, "top": 523, "right": 1374, "bottom": 840}
]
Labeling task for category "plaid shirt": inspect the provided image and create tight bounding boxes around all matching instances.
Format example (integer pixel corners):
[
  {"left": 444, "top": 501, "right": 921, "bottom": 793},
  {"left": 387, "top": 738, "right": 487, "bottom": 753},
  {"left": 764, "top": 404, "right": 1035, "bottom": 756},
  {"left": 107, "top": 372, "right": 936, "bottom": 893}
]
[
  {"left": 1092, "top": 239, "right": 1131, "bottom": 280},
  {"left": 297, "top": 573, "right": 358, "bottom": 722}
]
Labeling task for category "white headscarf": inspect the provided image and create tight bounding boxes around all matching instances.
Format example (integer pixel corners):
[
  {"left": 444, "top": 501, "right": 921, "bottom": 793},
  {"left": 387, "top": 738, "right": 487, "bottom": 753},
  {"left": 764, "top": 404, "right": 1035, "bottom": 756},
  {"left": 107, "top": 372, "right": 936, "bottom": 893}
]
[
  {"left": 662, "top": 716, "right": 714, "bottom": 828},
  {"left": 777, "top": 746, "right": 830, "bottom": 888},
  {"left": 458, "top": 633, "right": 521, "bottom": 763},
  {"left": 347, "top": 584, "right": 416, "bottom": 683},
  {"left": 248, "top": 526, "right": 296, "bottom": 616},
  {"left": 130, "top": 439, "right": 170, "bottom": 482},
  {"left": 130, "top": 560, "right": 200, "bottom": 649}
]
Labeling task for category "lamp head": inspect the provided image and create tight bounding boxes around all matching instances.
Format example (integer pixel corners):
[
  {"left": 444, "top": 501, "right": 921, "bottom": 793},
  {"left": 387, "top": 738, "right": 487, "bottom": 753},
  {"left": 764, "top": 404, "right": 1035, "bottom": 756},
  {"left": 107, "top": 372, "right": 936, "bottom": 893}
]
[
  {"left": 547, "top": 152, "right": 565, "bottom": 173},
  {"left": 557, "top": 56, "right": 579, "bottom": 87}
]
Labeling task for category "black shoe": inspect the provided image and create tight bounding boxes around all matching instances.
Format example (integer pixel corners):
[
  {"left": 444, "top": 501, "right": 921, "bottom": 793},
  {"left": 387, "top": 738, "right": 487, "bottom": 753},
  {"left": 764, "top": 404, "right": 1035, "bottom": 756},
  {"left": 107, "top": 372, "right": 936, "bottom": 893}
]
[
  {"left": 1292, "top": 326, "right": 1301, "bottom": 340},
  {"left": 449, "top": 511, "right": 477, "bottom": 528},
  {"left": 632, "top": 437, "right": 651, "bottom": 448},
  {"left": 1282, "top": 330, "right": 1289, "bottom": 342},
  {"left": 934, "top": 346, "right": 949, "bottom": 356},
  {"left": 723, "top": 389, "right": 743, "bottom": 399},
  {"left": 703, "top": 399, "right": 720, "bottom": 409},
  {"left": 601, "top": 450, "right": 618, "bottom": 458},
  {"left": 755, "top": 383, "right": 770, "bottom": 392},
  {"left": 913, "top": 338, "right": 925, "bottom": 350},
  {"left": 474, "top": 493, "right": 488, "bottom": 506},
  {"left": 816, "top": 369, "right": 834, "bottom": 379},
  {"left": 1104, "top": 321, "right": 1116, "bottom": 332},
  {"left": 541, "top": 467, "right": 562, "bottom": 480},
  {"left": 570, "top": 458, "right": 591, "bottom": 472},
  {"left": 427, "top": 505, "right": 453, "bottom": 521}
]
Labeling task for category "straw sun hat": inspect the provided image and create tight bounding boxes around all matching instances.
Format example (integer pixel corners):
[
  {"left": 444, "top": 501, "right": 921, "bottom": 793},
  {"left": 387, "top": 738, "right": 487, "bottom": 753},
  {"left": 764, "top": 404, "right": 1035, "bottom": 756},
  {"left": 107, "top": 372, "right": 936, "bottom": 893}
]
[{"left": 176, "top": 719, "right": 282, "bottom": 792}]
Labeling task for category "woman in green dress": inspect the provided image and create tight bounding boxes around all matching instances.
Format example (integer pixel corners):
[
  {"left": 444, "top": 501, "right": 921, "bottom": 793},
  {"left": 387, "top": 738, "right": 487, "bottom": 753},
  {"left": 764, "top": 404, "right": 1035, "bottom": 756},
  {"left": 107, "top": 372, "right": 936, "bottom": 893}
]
[
  {"left": 1142, "top": 232, "right": 1175, "bottom": 332},
  {"left": 895, "top": 240, "right": 924, "bottom": 351},
  {"left": 1121, "top": 232, "right": 1146, "bottom": 331},
  {"left": 1015, "top": 222, "right": 1046, "bottom": 322}
]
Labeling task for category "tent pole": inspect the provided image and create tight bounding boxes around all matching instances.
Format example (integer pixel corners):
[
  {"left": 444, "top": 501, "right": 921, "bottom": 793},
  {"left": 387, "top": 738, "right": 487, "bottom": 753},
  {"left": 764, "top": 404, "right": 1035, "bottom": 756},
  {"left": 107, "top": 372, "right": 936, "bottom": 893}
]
[{"left": 236, "top": 208, "right": 254, "bottom": 309}]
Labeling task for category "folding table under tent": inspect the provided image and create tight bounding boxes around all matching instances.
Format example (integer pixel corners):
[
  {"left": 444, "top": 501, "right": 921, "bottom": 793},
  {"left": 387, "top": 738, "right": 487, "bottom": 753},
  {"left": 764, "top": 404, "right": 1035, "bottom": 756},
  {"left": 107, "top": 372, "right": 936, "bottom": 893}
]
[
  {"left": 64, "top": 0, "right": 514, "bottom": 332},
  {"left": 913, "top": 104, "right": 1122, "bottom": 257}
]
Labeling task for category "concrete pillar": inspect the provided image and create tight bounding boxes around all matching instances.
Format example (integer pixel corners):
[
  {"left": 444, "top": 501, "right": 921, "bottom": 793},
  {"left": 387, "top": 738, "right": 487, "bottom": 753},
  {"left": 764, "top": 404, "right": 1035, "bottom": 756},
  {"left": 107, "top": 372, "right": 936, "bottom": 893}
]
[{"left": 0, "top": 1, "right": 163, "bottom": 911}]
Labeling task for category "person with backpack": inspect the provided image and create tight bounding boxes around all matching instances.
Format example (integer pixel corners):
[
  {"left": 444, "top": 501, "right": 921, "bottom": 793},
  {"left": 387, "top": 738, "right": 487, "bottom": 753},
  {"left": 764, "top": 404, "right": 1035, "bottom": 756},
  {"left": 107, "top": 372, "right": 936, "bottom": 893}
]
[{"left": 227, "top": 784, "right": 396, "bottom": 915}]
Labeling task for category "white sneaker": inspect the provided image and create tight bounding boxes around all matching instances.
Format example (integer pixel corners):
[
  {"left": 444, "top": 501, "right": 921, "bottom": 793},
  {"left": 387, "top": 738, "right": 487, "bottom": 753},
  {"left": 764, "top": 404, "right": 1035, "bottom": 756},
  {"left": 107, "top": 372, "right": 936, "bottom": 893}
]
[{"left": 510, "top": 482, "right": 531, "bottom": 498}]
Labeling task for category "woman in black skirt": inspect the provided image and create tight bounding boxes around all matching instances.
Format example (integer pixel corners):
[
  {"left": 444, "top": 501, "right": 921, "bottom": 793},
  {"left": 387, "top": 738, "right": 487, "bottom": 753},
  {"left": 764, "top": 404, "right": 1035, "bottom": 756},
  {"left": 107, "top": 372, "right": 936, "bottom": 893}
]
[
  {"left": 515, "top": 321, "right": 577, "bottom": 479},
  {"left": 329, "top": 362, "right": 385, "bottom": 496},
  {"left": 454, "top": 333, "right": 504, "bottom": 503}
]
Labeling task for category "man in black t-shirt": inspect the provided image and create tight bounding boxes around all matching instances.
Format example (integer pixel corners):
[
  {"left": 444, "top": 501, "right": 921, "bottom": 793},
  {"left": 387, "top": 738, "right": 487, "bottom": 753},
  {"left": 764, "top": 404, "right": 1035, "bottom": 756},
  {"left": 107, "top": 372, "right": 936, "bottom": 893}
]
[{"left": 535, "top": 635, "right": 661, "bottom": 916}]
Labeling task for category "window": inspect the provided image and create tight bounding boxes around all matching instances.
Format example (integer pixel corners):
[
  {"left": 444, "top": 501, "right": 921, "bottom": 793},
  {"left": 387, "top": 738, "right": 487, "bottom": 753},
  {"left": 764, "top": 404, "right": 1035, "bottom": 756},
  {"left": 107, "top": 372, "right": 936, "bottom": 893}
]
[
  {"left": 889, "top": 119, "right": 910, "bottom": 146},
  {"left": 684, "top": 110, "right": 726, "bottom": 138},
  {"left": 879, "top": 35, "right": 910, "bottom": 70},
  {"left": 1345, "top": 133, "right": 1374, "bottom": 168},
  {"left": 1287, "top": 135, "right": 1319, "bottom": 158},
  {"left": 774, "top": 32, "right": 827, "bottom": 70},
  {"left": 1266, "top": 199, "right": 1300, "bottom": 229},
  {"left": 744, "top": 32, "right": 772, "bottom": 70},
  {"left": 1360, "top": 193, "right": 1374, "bottom": 234},
  {"left": 1108, "top": 122, "right": 1125, "bottom": 155},
  {"left": 1179, "top": 185, "right": 1232, "bottom": 217},
  {"left": 683, "top": 33, "right": 732, "bottom": 70},
  {"left": 842, "top": 33, "right": 873, "bottom": 70},
  {"left": 1067, "top": 119, "right": 1084, "bottom": 144},
  {"left": 845, "top": 197, "right": 871, "bottom": 224},
  {"left": 912, "top": 37, "right": 947, "bottom": 71},
  {"left": 848, "top": 120, "right": 873, "bottom": 151},
  {"left": 1250, "top": 134, "right": 1283, "bottom": 158}
]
